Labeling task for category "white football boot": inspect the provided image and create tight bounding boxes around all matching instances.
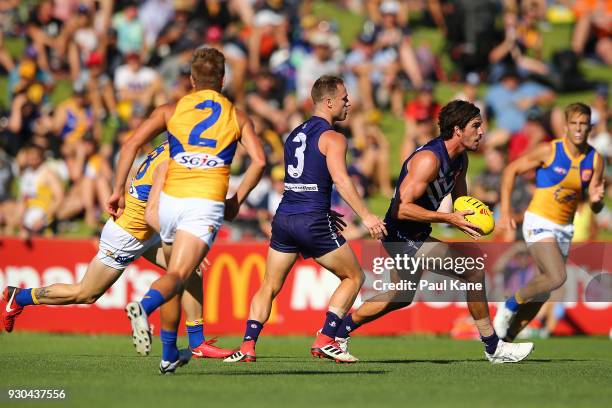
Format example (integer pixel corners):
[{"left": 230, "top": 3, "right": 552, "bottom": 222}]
[
  {"left": 486, "top": 339, "right": 534, "bottom": 364},
  {"left": 125, "top": 301, "right": 152, "bottom": 356},
  {"left": 493, "top": 302, "right": 517, "bottom": 340}
]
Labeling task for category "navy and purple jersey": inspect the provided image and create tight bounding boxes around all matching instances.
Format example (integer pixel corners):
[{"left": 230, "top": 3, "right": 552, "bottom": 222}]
[
  {"left": 384, "top": 136, "right": 465, "bottom": 242},
  {"left": 276, "top": 116, "right": 334, "bottom": 215},
  {"left": 271, "top": 116, "right": 346, "bottom": 258}
]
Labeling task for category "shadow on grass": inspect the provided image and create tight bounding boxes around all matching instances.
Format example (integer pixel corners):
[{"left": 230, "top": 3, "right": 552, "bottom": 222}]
[
  {"left": 361, "top": 358, "right": 593, "bottom": 364},
  {"left": 187, "top": 370, "right": 389, "bottom": 376}
]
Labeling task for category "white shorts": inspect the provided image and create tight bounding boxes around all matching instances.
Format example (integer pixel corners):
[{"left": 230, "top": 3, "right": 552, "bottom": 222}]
[
  {"left": 23, "top": 206, "right": 48, "bottom": 231},
  {"left": 96, "top": 219, "right": 161, "bottom": 270},
  {"left": 158, "top": 192, "right": 224, "bottom": 247},
  {"left": 522, "top": 211, "right": 574, "bottom": 257}
]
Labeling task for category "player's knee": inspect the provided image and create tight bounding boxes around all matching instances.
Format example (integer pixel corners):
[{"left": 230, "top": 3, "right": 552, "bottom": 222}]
[{"left": 549, "top": 272, "right": 567, "bottom": 291}]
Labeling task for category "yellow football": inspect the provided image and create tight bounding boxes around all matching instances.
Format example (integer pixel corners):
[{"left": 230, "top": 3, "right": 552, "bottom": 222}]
[{"left": 453, "top": 196, "right": 495, "bottom": 235}]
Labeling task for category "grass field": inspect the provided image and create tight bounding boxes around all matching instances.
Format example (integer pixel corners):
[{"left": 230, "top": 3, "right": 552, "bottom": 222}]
[{"left": 1, "top": 333, "right": 611, "bottom": 408}]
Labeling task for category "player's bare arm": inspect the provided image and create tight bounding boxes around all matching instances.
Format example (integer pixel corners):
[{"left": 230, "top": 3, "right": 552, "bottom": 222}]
[
  {"left": 394, "top": 151, "right": 480, "bottom": 237},
  {"left": 144, "top": 159, "right": 168, "bottom": 232},
  {"left": 320, "top": 129, "right": 387, "bottom": 239},
  {"left": 107, "top": 103, "right": 175, "bottom": 219},
  {"left": 499, "top": 142, "right": 552, "bottom": 230},
  {"left": 588, "top": 152, "right": 605, "bottom": 214},
  {"left": 224, "top": 109, "right": 266, "bottom": 222}
]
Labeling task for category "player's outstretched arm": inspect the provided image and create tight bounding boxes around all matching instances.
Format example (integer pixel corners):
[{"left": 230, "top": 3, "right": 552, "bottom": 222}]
[
  {"left": 320, "top": 130, "right": 386, "bottom": 239},
  {"left": 588, "top": 152, "right": 605, "bottom": 214},
  {"left": 394, "top": 151, "right": 480, "bottom": 238},
  {"left": 107, "top": 103, "right": 175, "bottom": 219},
  {"left": 499, "top": 142, "right": 551, "bottom": 230},
  {"left": 225, "top": 109, "right": 266, "bottom": 222}
]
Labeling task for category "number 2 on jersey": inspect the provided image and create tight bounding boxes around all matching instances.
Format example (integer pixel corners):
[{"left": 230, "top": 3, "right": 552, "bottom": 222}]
[
  {"left": 287, "top": 132, "right": 307, "bottom": 178},
  {"left": 188, "top": 100, "right": 221, "bottom": 148}
]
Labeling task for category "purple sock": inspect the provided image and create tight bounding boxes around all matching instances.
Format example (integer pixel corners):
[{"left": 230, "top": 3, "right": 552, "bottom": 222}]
[
  {"left": 321, "top": 311, "right": 342, "bottom": 338},
  {"left": 244, "top": 320, "right": 263, "bottom": 342},
  {"left": 335, "top": 314, "right": 361, "bottom": 339},
  {"left": 481, "top": 333, "right": 500, "bottom": 355}
]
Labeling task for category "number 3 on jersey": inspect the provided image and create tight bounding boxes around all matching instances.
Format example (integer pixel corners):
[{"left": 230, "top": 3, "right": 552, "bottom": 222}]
[
  {"left": 287, "top": 132, "right": 307, "bottom": 178},
  {"left": 188, "top": 100, "right": 221, "bottom": 147}
]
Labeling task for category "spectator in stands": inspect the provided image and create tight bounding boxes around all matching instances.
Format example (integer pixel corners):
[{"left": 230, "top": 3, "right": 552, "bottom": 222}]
[
  {"left": 571, "top": 0, "right": 612, "bottom": 65},
  {"left": 246, "top": 68, "right": 298, "bottom": 134},
  {"left": 83, "top": 51, "right": 117, "bottom": 125},
  {"left": 0, "top": 147, "right": 15, "bottom": 234},
  {"left": 402, "top": 81, "right": 440, "bottom": 159},
  {"left": 5, "top": 81, "right": 48, "bottom": 156},
  {"left": 371, "top": 1, "right": 423, "bottom": 113},
  {"left": 8, "top": 46, "right": 53, "bottom": 101},
  {"left": 453, "top": 72, "right": 487, "bottom": 126},
  {"left": 489, "top": 3, "right": 549, "bottom": 82},
  {"left": 247, "top": 8, "right": 288, "bottom": 75},
  {"left": 112, "top": 0, "right": 144, "bottom": 56},
  {"left": 203, "top": 25, "right": 248, "bottom": 106},
  {"left": 13, "top": 143, "right": 64, "bottom": 239},
  {"left": 343, "top": 31, "right": 377, "bottom": 112},
  {"left": 296, "top": 31, "right": 341, "bottom": 107},
  {"left": 66, "top": 4, "right": 99, "bottom": 81},
  {"left": 349, "top": 114, "right": 393, "bottom": 197},
  {"left": 484, "top": 67, "right": 555, "bottom": 147},
  {"left": 114, "top": 52, "right": 165, "bottom": 109},
  {"left": 25, "top": 0, "right": 66, "bottom": 73}
]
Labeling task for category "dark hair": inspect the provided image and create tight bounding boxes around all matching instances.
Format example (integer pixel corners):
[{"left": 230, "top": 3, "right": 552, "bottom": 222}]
[
  {"left": 564, "top": 102, "right": 591, "bottom": 121},
  {"left": 438, "top": 100, "right": 481, "bottom": 140},
  {"left": 191, "top": 48, "right": 225, "bottom": 91},
  {"left": 311, "top": 75, "right": 344, "bottom": 104}
]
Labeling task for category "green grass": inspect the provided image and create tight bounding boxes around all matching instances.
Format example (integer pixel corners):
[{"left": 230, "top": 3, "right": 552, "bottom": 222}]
[{"left": 1, "top": 333, "right": 611, "bottom": 407}]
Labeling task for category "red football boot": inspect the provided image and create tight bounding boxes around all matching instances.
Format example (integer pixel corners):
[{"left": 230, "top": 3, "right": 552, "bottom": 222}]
[
  {"left": 2, "top": 287, "right": 24, "bottom": 333},
  {"left": 191, "top": 339, "right": 234, "bottom": 359},
  {"left": 223, "top": 340, "right": 256, "bottom": 363},
  {"left": 310, "top": 331, "right": 358, "bottom": 363}
]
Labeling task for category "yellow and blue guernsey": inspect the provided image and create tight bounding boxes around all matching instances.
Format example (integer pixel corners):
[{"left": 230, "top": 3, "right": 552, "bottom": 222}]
[
  {"left": 115, "top": 142, "right": 168, "bottom": 241},
  {"left": 527, "top": 138, "right": 598, "bottom": 225},
  {"left": 58, "top": 97, "right": 93, "bottom": 144},
  {"left": 164, "top": 89, "right": 241, "bottom": 202}
]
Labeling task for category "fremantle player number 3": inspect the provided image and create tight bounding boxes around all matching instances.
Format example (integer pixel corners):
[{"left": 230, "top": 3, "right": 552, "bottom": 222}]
[{"left": 287, "top": 132, "right": 307, "bottom": 178}]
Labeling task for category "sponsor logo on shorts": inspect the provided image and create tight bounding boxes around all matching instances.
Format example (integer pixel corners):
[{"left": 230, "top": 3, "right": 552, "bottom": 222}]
[
  {"left": 173, "top": 152, "right": 225, "bottom": 169},
  {"left": 104, "top": 250, "right": 135, "bottom": 265},
  {"left": 530, "top": 228, "right": 551, "bottom": 236},
  {"left": 285, "top": 183, "right": 319, "bottom": 192}
]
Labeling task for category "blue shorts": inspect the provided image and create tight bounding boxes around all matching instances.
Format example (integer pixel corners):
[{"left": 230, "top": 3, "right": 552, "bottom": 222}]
[{"left": 270, "top": 212, "right": 346, "bottom": 259}]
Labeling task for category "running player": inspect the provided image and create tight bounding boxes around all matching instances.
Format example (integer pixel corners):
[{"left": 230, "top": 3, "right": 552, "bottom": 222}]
[
  {"left": 494, "top": 102, "right": 605, "bottom": 340},
  {"left": 106, "top": 48, "right": 266, "bottom": 364},
  {"left": 224, "top": 75, "right": 387, "bottom": 364},
  {"left": 2, "top": 142, "right": 233, "bottom": 374},
  {"left": 332, "top": 100, "right": 534, "bottom": 363}
]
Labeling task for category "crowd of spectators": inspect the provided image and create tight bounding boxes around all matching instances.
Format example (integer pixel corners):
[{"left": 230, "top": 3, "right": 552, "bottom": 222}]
[{"left": 0, "top": 0, "right": 609, "bottom": 241}]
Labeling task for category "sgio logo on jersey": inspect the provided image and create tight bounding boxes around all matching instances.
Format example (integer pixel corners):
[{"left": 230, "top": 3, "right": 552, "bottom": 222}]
[{"left": 174, "top": 152, "right": 225, "bottom": 169}]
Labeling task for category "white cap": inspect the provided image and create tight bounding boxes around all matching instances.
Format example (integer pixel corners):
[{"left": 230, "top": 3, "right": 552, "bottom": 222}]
[
  {"left": 380, "top": 1, "right": 399, "bottom": 15},
  {"left": 254, "top": 10, "right": 284, "bottom": 27}
]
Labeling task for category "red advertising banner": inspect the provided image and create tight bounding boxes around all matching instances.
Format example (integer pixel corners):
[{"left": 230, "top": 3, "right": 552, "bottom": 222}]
[{"left": 0, "top": 238, "right": 611, "bottom": 336}]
